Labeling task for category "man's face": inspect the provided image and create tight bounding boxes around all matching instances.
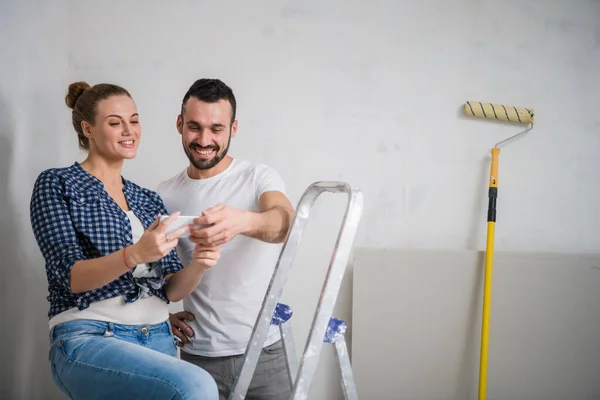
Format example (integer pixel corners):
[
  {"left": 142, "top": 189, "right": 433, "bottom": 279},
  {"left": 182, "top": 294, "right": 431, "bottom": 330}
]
[{"left": 177, "top": 97, "right": 237, "bottom": 170}]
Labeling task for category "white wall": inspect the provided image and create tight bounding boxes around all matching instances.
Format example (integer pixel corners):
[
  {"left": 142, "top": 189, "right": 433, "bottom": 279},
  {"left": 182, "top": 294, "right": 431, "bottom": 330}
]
[
  {"left": 68, "top": 0, "right": 600, "bottom": 253},
  {"left": 0, "top": 1, "right": 71, "bottom": 399},
  {"left": 1, "top": 0, "right": 598, "bottom": 399}
]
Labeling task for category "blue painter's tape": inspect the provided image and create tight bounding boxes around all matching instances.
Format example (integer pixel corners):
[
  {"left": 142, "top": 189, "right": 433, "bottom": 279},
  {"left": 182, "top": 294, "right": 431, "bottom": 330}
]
[
  {"left": 271, "top": 303, "right": 293, "bottom": 326},
  {"left": 324, "top": 317, "right": 347, "bottom": 343}
]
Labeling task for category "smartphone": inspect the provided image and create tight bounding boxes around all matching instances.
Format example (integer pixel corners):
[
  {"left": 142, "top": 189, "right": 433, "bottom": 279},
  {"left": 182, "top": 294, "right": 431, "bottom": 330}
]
[{"left": 160, "top": 215, "right": 210, "bottom": 238}]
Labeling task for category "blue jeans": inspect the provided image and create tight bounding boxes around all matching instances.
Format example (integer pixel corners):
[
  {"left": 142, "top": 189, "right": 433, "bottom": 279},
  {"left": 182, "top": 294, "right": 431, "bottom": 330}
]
[{"left": 49, "top": 320, "right": 218, "bottom": 399}]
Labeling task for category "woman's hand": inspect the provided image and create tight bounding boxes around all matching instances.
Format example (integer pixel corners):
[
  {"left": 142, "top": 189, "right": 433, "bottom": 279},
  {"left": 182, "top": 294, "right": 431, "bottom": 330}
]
[
  {"left": 127, "top": 212, "right": 190, "bottom": 266},
  {"left": 163, "top": 244, "right": 221, "bottom": 302}
]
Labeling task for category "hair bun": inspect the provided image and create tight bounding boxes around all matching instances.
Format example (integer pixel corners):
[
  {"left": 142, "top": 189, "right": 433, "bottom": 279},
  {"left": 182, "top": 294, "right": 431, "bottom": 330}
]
[{"left": 65, "top": 81, "right": 91, "bottom": 109}]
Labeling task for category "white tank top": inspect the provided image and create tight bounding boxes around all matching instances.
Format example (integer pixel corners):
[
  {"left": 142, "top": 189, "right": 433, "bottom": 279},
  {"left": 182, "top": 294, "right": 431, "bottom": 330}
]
[{"left": 48, "top": 211, "right": 169, "bottom": 329}]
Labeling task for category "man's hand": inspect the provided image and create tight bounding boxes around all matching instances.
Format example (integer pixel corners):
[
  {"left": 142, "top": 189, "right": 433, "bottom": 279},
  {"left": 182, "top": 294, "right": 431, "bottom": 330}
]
[
  {"left": 169, "top": 311, "right": 195, "bottom": 347},
  {"left": 190, "top": 204, "right": 252, "bottom": 247}
]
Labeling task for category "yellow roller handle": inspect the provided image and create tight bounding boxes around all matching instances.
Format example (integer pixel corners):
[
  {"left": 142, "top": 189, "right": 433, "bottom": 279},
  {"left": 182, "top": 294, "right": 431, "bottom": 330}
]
[
  {"left": 479, "top": 221, "right": 495, "bottom": 400},
  {"left": 479, "top": 147, "right": 500, "bottom": 400},
  {"left": 465, "top": 101, "right": 534, "bottom": 124},
  {"left": 489, "top": 148, "right": 499, "bottom": 188}
]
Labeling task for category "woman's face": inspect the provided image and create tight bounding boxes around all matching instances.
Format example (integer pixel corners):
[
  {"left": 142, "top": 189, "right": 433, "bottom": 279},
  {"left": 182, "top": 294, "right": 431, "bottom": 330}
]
[{"left": 83, "top": 95, "right": 140, "bottom": 161}]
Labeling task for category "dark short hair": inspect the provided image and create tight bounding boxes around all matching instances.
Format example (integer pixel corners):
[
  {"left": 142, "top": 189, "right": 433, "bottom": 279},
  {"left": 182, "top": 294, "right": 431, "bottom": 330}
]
[{"left": 181, "top": 78, "right": 237, "bottom": 124}]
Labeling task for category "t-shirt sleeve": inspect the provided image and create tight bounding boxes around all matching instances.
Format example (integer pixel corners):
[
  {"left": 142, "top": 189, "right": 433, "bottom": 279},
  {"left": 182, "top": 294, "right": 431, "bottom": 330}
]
[
  {"left": 154, "top": 182, "right": 166, "bottom": 204},
  {"left": 254, "top": 164, "right": 286, "bottom": 200},
  {"left": 153, "top": 181, "right": 174, "bottom": 214}
]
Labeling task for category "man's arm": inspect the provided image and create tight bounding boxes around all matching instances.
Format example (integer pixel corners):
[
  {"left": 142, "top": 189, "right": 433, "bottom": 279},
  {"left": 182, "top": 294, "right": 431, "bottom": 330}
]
[
  {"left": 244, "top": 191, "right": 294, "bottom": 243},
  {"left": 189, "top": 191, "right": 295, "bottom": 246}
]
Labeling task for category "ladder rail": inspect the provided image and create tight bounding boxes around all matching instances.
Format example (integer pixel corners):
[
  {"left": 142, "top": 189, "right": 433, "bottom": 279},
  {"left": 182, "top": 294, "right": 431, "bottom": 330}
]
[
  {"left": 291, "top": 185, "right": 362, "bottom": 400},
  {"left": 229, "top": 181, "right": 363, "bottom": 400},
  {"left": 279, "top": 311, "right": 359, "bottom": 400},
  {"left": 280, "top": 321, "right": 298, "bottom": 388},
  {"left": 334, "top": 337, "right": 359, "bottom": 400}
]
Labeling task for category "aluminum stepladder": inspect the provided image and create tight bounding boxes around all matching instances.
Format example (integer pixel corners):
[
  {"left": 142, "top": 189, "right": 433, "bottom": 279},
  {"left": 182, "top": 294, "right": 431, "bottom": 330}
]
[{"left": 229, "top": 181, "right": 363, "bottom": 400}]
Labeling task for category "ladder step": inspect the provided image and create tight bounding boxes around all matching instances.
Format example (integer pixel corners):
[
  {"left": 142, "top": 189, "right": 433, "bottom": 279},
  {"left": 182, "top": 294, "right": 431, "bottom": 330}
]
[
  {"left": 271, "top": 303, "right": 293, "bottom": 326},
  {"left": 271, "top": 303, "right": 348, "bottom": 344},
  {"left": 324, "top": 317, "right": 347, "bottom": 343}
]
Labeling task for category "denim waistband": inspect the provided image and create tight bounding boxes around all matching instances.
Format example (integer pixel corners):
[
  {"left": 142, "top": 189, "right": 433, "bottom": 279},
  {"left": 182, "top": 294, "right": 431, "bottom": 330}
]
[{"left": 50, "top": 319, "right": 169, "bottom": 341}]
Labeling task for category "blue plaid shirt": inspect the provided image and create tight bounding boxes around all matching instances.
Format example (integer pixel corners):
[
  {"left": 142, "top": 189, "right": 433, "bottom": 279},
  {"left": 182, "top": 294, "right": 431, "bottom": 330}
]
[{"left": 30, "top": 162, "right": 184, "bottom": 319}]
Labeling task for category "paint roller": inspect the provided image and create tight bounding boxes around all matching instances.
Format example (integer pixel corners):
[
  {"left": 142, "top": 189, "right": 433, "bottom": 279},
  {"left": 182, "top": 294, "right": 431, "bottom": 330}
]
[
  {"left": 464, "top": 101, "right": 534, "bottom": 125},
  {"left": 463, "top": 100, "right": 534, "bottom": 400}
]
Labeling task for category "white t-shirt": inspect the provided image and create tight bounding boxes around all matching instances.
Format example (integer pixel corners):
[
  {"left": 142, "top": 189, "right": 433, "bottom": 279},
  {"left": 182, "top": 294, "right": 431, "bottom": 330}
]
[
  {"left": 48, "top": 211, "right": 169, "bottom": 329},
  {"left": 155, "top": 158, "right": 286, "bottom": 357}
]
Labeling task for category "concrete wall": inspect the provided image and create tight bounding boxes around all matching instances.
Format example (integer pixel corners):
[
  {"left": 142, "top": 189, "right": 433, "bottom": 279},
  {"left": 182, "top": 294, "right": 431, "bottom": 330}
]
[{"left": 353, "top": 248, "right": 600, "bottom": 400}]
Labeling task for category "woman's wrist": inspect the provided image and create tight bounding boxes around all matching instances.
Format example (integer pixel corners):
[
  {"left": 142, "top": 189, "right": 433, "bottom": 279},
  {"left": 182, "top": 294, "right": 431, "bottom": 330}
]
[
  {"left": 124, "top": 244, "right": 141, "bottom": 269},
  {"left": 187, "top": 259, "right": 209, "bottom": 271}
]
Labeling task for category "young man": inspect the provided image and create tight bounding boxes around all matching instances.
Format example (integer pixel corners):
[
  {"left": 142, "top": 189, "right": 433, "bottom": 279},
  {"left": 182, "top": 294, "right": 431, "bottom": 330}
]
[{"left": 156, "top": 78, "right": 295, "bottom": 400}]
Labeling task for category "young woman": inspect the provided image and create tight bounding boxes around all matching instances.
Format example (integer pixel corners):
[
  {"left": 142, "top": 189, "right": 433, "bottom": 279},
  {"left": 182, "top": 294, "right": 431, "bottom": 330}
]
[{"left": 30, "top": 81, "right": 219, "bottom": 399}]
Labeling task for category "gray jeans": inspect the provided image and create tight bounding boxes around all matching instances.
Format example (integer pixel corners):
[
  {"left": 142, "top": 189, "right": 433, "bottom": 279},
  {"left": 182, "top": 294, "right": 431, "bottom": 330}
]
[{"left": 181, "top": 340, "right": 291, "bottom": 400}]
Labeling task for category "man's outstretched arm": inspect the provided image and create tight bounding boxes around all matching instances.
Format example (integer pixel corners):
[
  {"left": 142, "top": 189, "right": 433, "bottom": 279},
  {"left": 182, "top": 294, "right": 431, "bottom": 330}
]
[{"left": 189, "top": 191, "right": 295, "bottom": 246}]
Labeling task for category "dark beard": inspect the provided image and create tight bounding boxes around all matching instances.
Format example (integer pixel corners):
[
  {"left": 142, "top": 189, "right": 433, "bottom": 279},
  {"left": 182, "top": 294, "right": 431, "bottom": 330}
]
[{"left": 184, "top": 131, "right": 231, "bottom": 170}]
